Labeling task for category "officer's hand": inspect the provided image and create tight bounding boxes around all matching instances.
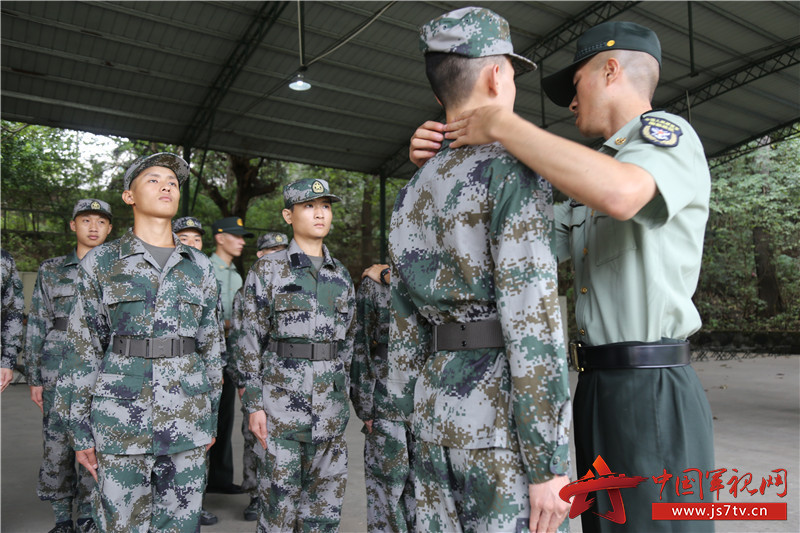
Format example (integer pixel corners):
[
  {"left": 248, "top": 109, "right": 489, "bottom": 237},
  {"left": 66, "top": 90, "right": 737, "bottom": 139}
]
[
  {"left": 29, "top": 385, "right": 44, "bottom": 413},
  {"left": 364, "top": 420, "right": 373, "bottom": 434},
  {"left": 249, "top": 410, "right": 268, "bottom": 450},
  {"left": 76, "top": 447, "right": 99, "bottom": 482},
  {"left": 0, "top": 368, "right": 13, "bottom": 392},
  {"left": 205, "top": 437, "right": 216, "bottom": 453},
  {"left": 238, "top": 387, "right": 245, "bottom": 399},
  {"left": 528, "top": 476, "right": 570, "bottom": 533},
  {"left": 445, "top": 106, "right": 510, "bottom": 149},
  {"left": 361, "top": 264, "right": 389, "bottom": 283},
  {"left": 409, "top": 121, "right": 445, "bottom": 168}
]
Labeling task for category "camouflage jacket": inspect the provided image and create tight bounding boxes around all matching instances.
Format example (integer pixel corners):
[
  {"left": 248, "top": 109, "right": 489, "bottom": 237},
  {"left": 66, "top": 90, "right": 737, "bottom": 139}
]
[
  {"left": 388, "top": 140, "right": 571, "bottom": 484},
  {"left": 65, "top": 229, "right": 224, "bottom": 455},
  {"left": 24, "top": 250, "right": 80, "bottom": 387},
  {"left": 1, "top": 249, "right": 25, "bottom": 369},
  {"left": 226, "top": 288, "right": 245, "bottom": 387},
  {"left": 349, "top": 277, "right": 391, "bottom": 422},
  {"left": 238, "top": 239, "right": 356, "bottom": 443}
]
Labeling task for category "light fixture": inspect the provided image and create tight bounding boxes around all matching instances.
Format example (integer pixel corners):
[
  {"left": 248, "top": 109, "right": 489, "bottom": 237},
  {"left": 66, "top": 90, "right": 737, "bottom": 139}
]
[{"left": 289, "top": 71, "right": 311, "bottom": 91}]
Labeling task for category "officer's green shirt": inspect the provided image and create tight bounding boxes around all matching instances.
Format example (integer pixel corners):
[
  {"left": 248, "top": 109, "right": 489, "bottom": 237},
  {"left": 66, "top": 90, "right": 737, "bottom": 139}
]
[
  {"left": 556, "top": 110, "right": 710, "bottom": 346},
  {"left": 210, "top": 252, "right": 242, "bottom": 323}
]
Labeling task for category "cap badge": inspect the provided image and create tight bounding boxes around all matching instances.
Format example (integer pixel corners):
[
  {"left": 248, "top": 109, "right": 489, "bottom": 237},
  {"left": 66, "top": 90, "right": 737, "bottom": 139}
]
[
  {"left": 90, "top": 201, "right": 101, "bottom": 210},
  {"left": 186, "top": 219, "right": 195, "bottom": 227},
  {"left": 237, "top": 218, "right": 243, "bottom": 226},
  {"left": 312, "top": 180, "right": 324, "bottom": 193},
  {"left": 607, "top": 40, "right": 615, "bottom": 47},
  {"left": 275, "top": 235, "right": 283, "bottom": 243}
]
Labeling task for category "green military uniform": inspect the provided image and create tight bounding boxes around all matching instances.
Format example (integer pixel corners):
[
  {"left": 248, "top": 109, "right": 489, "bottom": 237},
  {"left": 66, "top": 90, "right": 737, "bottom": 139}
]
[
  {"left": 65, "top": 153, "right": 225, "bottom": 533},
  {"left": 543, "top": 22, "right": 714, "bottom": 533},
  {"left": 350, "top": 276, "right": 415, "bottom": 532},
  {"left": 388, "top": 9, "right": 570, "bottom": 532},
  {"left": 1, "top": 249, "right": 25, "bottom": 374}
]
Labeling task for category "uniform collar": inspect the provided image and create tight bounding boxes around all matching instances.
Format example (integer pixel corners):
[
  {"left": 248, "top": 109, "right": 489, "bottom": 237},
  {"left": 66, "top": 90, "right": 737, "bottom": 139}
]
[
  {"left": 63, "top": 249, "right": 80, "bottom": 266},
  {"left": 286, "top": 239, "right": 334, "bottom": 270},
  {"left": 210, "top": 252, "right": 236, "bottom": 270},
  {"left": 118, "top": 228, "right": 193, "bottom": 261}
]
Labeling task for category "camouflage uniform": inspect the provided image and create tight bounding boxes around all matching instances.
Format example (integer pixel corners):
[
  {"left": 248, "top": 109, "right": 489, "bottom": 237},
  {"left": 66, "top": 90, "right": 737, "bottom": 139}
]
[
  {"left": 1, "top": 249, "right": 25, "bottom": 373},
  {"left": 238, "top": 179, "right": 355, "bottom": 532},
  {"left": 387, "top": 9, "right": 570, "bottom": 532},
  {"left": 25, "top": 249, "right": 95, "bottom": 523},
  {"left": 351, "top": 276, "right": 416, "bottom": 532},
  {"left": 65, "top": 228, "right": 224, "bottom": 533}
]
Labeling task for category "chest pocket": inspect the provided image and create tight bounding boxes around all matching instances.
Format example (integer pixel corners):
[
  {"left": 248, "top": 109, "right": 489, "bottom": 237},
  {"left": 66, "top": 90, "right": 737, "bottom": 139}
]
[
  {"left": 273, "top": 292, "right": 314, "bottom": 338},
  {"left": 177, "top": 287, "right": 205, "bottom": 337},
  {"left": 103, "top": 287, "right": 148, "bottom": 336},
  {"left": 334, "top": 296, "right": 351, "bottom": 340},
  {"left": 50, "top": 282, "right": 76, "bottom": 318},
  {"left": 591, "top": 213, "right": 638, "bottom": 266}
]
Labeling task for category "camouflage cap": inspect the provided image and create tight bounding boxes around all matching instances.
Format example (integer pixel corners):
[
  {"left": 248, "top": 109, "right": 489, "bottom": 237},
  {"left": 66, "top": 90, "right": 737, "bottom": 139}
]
[
  {"left": 420, "top": 7, "right": 536, "bottom": 75},
  {"left": 72, "top": 198, "right": 112, "bottom": 220},
  {"left": 123, "top": 152, "right": 189, "bottom": 190},
  {"left": 172, "top": 216, "right": 205, "bottom": 235},
  {"left": 257, "top": 232, "right": 289, "bottom": 250},
  {"left": 283, "top": 178, "right": 341, "bottom": 208}
]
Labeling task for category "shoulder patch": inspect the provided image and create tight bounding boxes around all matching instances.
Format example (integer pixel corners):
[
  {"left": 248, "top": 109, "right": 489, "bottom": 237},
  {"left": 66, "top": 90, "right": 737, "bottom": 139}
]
[{"left": 640, "top": 115, "right": 682, "bottom": 147}]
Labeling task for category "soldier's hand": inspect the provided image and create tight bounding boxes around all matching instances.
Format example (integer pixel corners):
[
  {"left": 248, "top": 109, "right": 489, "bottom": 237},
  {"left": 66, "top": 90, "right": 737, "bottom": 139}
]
[
  {"left": 238, "top": 387, "right": 245, "bottom": 399},
  {"left": 29, "top": 385, "right": 44, "bottom": 413},
  {"left": 76, "top": 447, "right": 99, "bottom": 482},
  {"left": 0, "top": 368, "right": 13, "bottom": 392},
  {"left": 361, "top": 264, "right": 389, "bottom": 283},
  {"left": 206, "top": 437, "right": 216, "bottom": 453},
  {"left": 445, "top": 105, "right": 510, "bottom": 149},
  {"left": 528, "top": 476, "right": 570, "bottom": 533},
  {"left": 410, "top": 121, "right": 445, "bottom": 168},
  {"left": 364, "top": 420, "right": 373, "bottom": 433},
  {"left": 249, "top": 410, "right": 268, "bottom": 450}
]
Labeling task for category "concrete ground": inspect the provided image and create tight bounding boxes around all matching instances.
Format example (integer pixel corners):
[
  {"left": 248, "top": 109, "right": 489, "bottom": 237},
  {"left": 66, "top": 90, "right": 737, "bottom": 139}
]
[{"left": 2, "top": 355, "right": 797, "bottom": 533}]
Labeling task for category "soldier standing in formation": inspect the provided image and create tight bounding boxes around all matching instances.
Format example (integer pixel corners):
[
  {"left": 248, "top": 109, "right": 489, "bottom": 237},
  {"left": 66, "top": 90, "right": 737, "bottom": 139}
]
[
  {"left": 389, "top": 8, "right": 571, "bottom": 533},
  {"left": 25, "top": 199, "right": 114, "bottom": 533},
  {"left": 228, "top": 231, "right": 289, "bottom": 522},
  {"left": 172, "top": 216, "right": 205, "bottom": 250},
  {"left": 66, "top": 153, "right": 224, "bottom": 532},
  {"left": 238, "top": 178, "right": 356, "bottom": 532},
  {"left": 1, "top": 249, "right": 25, "bottom": 392},
  {"left": 352, "top": 263, "right": 416, "bottom": 532}
]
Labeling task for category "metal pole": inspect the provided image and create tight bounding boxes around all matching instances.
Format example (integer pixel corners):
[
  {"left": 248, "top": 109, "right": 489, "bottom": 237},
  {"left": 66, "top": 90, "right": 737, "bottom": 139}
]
[{"left": 380, "top": 172, "right": 387, "bottom": 263}]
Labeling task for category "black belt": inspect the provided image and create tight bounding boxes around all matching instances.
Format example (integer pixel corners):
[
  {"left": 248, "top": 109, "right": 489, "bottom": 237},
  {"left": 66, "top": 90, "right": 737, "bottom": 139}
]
[
  {"left": 570, "top": 341, "right": 690, "bottom": 372},
  {"left": 268, "top": 341, "right": 337, "bottom": 361},
  {"left": 112, "top": 336, "right": 196, "bottom": 359},
  {"left": 53, "top": 317, "right": 69, "bottom": 331},
  {"left": 373, "top": 342, "right": 388, "bottom": 359},
  {"left": 433, "top": 320, "right": 504, "bottom": 351}
]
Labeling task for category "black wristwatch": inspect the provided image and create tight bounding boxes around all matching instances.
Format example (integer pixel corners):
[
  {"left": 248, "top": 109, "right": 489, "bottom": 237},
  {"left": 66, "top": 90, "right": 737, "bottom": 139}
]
[{"left": 380, "top": 267, "right": 390, "bottom": 286}]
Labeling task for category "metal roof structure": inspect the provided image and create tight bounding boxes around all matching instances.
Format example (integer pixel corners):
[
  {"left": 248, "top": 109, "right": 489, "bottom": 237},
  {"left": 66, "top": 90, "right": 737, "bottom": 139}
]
[{"left": 2, "top": 1, "right": 799, "bottom": 180}]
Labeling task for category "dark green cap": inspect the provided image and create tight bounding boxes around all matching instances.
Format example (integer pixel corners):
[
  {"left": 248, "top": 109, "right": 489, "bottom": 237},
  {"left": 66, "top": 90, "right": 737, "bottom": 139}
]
[
  {"left": 211, "top": 217, "right": 254, "bottom": 237},
  {"left": 542, "top": 21, "right": 662, "bottom": 107}
]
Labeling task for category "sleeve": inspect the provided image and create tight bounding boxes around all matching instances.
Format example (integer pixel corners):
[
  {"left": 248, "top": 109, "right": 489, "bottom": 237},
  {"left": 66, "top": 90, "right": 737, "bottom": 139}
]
[
  {"left": 386, "top": 262, "right": 430, "bottom": 424},
  {"left": 554, "top": 201, "right": 572, "bottom": 264},
  {"left": 490, "top": 164, "right": 571, "bottom": 484},
  {"left": 24, "top": 267, "right": 51, "bottom": 386},
  {"left": 1, "top": 254, "right": 25, "bottom": 369},
  {"left": 337, "top": 268, "right": 357, "bottom": 381},
  {"left": 197, "top": 264, "right": 225, "bottom": 421},
  {"left": 67, "top": 263, "right": 111, "bottom": 451},
  {"left": 349, "top": 281, "right": 376, "bottom": 421},
  {"left": 226, "top": 290, "right": 245, "bottom": 387},
  {"left": 238, "top": 267, "right": 272, "bottom": 414}
]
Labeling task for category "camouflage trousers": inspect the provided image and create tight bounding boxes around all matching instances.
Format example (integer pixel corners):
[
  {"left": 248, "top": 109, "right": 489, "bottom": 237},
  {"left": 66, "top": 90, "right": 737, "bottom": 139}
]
[
  {"left": 241, "top": 400, "right": 259, "bottom": 495},
  {"left": 258, "top": 434, "right": 348, "bottom": 533},
  {"left": 363, "top": 419, "right": 416, "bottom": 533},
  {"left": 38, "top": 389, "right": 94, "bottom": 522},
  {"left": 94, "top": 446, "right": 206, "bottom": 533},
  {"left": 415, "top": 440, "right": 568, "bottom": 533}
]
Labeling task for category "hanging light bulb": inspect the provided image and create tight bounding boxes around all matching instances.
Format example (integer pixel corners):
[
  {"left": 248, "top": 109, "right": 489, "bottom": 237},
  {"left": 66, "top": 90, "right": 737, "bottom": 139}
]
[{"left": 289, "top": 72, "right": 311, "bottom": 91}]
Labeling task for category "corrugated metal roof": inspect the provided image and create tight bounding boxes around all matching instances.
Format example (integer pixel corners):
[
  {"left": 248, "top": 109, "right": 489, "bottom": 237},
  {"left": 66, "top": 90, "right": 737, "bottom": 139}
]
[{"left": 2, "top": 1, "right": 799, "bottom": 179}]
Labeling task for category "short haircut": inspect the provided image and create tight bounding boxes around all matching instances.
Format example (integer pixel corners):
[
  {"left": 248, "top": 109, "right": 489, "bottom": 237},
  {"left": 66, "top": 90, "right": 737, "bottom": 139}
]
[
  {"left": 593, "top": 50, "right": 660, "bottom": 101},
  {"left": 425, "top": 52, "right": 506, "bottom": 109}
]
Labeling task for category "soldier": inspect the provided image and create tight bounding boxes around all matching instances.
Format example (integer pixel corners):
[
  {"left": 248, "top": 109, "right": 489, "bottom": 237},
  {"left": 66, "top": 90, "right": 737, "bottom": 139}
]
[
  {"left": 228, "top": 231, "right": 289, "bottom": 522},
  {"left": 207, "top": 216, "right": 253, "bottom": 496},
  {"left": 1, "top": 248, "right": 25, "bottom": 392},
  {"left": 172, "top": 216, "right": 205, "bottom": 250},
  {"left": 352, "top": 264, "right": 415, "bottom": 532},
  {"left": 388, "top": 7, "right": 571, "bottom": 533},
  {"left": 427, "top": 20, "right": 716, "bottom": 533},
  {"left": 67, "top": 152, "right": 225, "bottom": 532},
  {"left": 25, "top": 199, "right": 113, "bottom": 533},
  {"left": 238, "top": 178, "right": 356, "bottom": 532}
]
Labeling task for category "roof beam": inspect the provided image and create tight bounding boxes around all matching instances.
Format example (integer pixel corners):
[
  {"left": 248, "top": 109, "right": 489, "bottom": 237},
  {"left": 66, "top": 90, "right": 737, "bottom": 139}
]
[
  {"left": 182, "top": 1, "right": 289, "bottom": 148},
  {"left": 375, "top": 1, "right": 640, "bottom": 178},
  {"left": 708, "top": 119, "right": 800, "bottom": 167},
  {"left": 660, "top": 43, "right": 800, "bottom": 117}
]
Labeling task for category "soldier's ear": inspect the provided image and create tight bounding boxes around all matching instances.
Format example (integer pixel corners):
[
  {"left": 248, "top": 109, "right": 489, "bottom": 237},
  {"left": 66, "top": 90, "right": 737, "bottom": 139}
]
[
  {"left": 282, "top": 208, "right": 293, "bottom": 226},
  {"left": 122, "top": 190, "right": 135, "bottom": 206},
  {"left": 69, "top": 219, "right": 77, "bottom": 232}
]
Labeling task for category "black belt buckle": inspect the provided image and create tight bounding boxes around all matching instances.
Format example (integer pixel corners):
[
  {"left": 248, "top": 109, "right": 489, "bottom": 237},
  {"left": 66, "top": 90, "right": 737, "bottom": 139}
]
[{"left": 569, "top": 341, "right": 584, "bottom": 372}]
